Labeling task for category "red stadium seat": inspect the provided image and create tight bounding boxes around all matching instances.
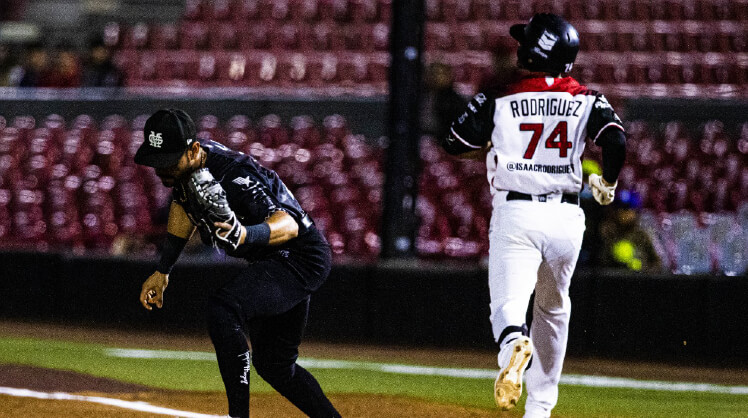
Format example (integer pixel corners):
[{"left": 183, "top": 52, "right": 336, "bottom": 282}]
[
  {"left": 209, "top": 0, "right": 234, "bottom": 21},
  {"left": 183, "top": 0, "right": 205, "bottom": 21},
  {"left": 211, "top": 23, "right": 239, "bottom": 50},
  {"left": 377, "top": 0, "right": 392, "bottom": 22},
  {"left": 152, "top": 24, "right": 180, "bottom": 50},
  {"left": 289, "top": 0, "right": 319, "bottom": 22},
  {"left": 662, "top": 0, "right": 686, "bottom": 20},
  {"left": 272, "top": 24, "right": 302, "bottom": 50},
  {"left": 350, "top": 0, "right": 379, "bottom": 22},
  {"left": 123, "top": 22, "right": 151, "bottom": 50},
  {"left": 470, "top": 0, "right": 495, "bottom": 20},
  {"left": 180, "top": 22, "right": 210, "bottom": 50},
  {"left": 441, "top": 0, "right": 473, "bottom": 22},
  {"left": 454, "top": 23, "right": 484, "bottom": 51},
  {"left": 336, "top": 53, "right": 369, "bottom": 84},
  {"left": 317, "top": 0, "right": 350, "bottom": 22},
  {"left": 425, "top": 23, "right": 454, "bottom": 51},
  {"left": 103, "top": 22, "right": 122, "bottom": 48}
]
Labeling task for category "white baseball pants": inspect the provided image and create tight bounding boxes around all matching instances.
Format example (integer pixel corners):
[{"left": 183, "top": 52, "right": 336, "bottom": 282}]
[{"left": 488, "top": 191, "right": 586, "bottom": 418}]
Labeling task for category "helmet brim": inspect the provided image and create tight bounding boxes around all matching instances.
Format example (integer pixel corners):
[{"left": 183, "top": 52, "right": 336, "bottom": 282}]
[{"left": 509, "top": 24, "right": 526, "bottom": 42}]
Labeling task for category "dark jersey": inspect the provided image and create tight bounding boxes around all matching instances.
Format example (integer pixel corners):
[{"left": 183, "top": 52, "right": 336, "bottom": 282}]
[{"left": 174, "top": 139, "right": 318, "bottom": 261}]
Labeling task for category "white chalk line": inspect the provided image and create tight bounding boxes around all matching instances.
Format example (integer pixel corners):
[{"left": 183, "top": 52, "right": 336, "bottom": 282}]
[
  {"left": 0, "top": 386, "right": 222, "bottom": 418},
  {"left": 105, "top": 348, "right": 748, "bottom": 395}
]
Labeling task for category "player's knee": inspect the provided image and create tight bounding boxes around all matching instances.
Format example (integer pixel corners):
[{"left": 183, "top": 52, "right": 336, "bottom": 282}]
[
  {"left": 253, "top": 357, "right": 294, "bottom": 387},
  {"left": 206, "top": 297, "right": 241, "bottom": 340}
]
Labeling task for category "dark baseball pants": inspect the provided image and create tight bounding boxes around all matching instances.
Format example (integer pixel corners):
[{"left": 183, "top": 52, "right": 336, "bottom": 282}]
[{"left": 206, "top": 238, "right": 339, "bottom": 418}]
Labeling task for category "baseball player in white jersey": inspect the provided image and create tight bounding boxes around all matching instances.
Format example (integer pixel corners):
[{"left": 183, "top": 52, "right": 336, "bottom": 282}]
[{"left": 441, "top": 13, "right": 626, "bottom": 418}]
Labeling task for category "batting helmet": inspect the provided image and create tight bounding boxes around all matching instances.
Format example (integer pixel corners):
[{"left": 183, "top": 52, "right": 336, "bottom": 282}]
[{"left": 510, "top": 13, "right": 579, "bottom": 75}]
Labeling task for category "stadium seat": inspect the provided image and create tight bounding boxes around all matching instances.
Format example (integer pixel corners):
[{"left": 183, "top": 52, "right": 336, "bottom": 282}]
[
  {"left": 350, "top": 0, "right": 379, "bottom": 22},
  {"left": 97, "top": 0, "right": 748, "bottom": 97},
  {"left": 0, "top": 112, "right": 742, "bottom": 267},
  {"left": 209, "top": 0, "right": 234, "bottom": 21},
  {"left": 673, "top": 227, "right": 713, "bottom": 274},
  {"left": 180, "top": 22, "right": 210, "bottom": 50},
  {"left": 233, "top": 0, "right": 260, "bottom": 21},
  {"left": 716, "top": 230, "right": 748, "bottom": 276},
  {"left": 317, "top": 0, "right": 350, "bottom": 22},
  {"left": 123, "top": 22, "right": 151, "bottom": 50},
  {"left": 210, "top": 23, "right": 239, "bottom": 50},
  {"left": 152, "top": 24, "right": 180, "bottom": 50}
]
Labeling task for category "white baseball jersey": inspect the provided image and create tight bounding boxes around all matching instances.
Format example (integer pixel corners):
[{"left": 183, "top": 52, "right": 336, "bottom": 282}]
[
  {"left": 443, "top": 74, "right": 625, "bottom": 418},
  {"left": 445, "top": 75, "right": 623, "bottom": 195}
]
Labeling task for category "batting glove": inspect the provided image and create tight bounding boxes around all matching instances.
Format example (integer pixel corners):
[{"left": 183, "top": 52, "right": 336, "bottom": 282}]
[{"left": 589, "top": 174, "right": 617, "bottom": 205}]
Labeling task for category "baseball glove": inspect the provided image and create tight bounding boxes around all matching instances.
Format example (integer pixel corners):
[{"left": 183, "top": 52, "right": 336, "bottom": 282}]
[{"left": 187, "top": 168, "right": 243, "bottom": 250}]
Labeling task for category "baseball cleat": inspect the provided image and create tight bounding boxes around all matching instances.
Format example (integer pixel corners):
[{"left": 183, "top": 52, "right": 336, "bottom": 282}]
[{"left": 494, "top": 336, "right": 533, "bottom": 410}]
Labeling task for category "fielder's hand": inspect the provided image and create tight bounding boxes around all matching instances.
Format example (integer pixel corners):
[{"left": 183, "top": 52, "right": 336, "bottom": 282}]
[
  {"left": 588, "top": 174, "right": 617, "bottom": 205},
  {"left": 214, "top": 215, "right": 246, "bottom": 250},
  {"left": 140, "top": 271, "right": 169, "bottom": 310}
]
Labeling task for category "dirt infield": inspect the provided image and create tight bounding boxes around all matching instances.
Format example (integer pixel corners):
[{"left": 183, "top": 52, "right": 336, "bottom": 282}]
[{"left": 0, "top": 364, "right": 502, "bottom": 417}]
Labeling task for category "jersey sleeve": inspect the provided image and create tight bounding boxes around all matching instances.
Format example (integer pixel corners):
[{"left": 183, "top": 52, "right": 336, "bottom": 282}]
[
  {"left": 224, "top": 167, "right": 283, "bottom": 225},
  {"left": 442, "top": 92, "right": 495, "bottom": 155},
  {"left": 587, "top": 94, "right": 624, "bottom": 143}
]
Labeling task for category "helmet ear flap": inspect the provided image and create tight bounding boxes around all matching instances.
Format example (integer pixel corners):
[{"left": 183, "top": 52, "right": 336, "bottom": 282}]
[{"left": 516, "top": 44, "right": 533, "bottom": 71}]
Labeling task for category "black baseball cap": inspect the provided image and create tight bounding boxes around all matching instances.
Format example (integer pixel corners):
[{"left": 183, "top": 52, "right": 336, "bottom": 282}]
[{"left": 134, "top": 109, "right": 197, "bottom": 168}]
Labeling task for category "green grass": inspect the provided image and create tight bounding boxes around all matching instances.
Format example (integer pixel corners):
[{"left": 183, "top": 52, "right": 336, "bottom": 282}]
[{"left": 1, "top": 336, "right": 747, "bottom": 417}]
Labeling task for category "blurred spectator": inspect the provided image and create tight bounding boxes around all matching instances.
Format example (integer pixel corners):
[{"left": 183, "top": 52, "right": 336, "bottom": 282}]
[
  {"left": 42, "top": 44, "right": 81, "bottom": 87},
  {"left": 81, "top": 37, "right": 123, "bottom": 87},
  {"left": 18, "top": 42, "right": 49, "bottom": 87},
  {"left": 0, "top": 43, "right": 20, "bottom": 86},
  {"left": 421, "top": 61, "right": 466, "bottom": 139},
  {"left": 599, "top": 191, "right": 662, "bottom": 272}
]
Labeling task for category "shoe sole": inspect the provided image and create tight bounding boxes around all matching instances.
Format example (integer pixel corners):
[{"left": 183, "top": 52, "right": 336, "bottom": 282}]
[{"left": 494, "top": 337, "right": 533, "bottom": 410}]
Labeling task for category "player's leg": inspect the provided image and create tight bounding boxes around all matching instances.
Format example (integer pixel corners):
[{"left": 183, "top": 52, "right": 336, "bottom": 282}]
[
  {"left": 207, "top": 259, "right": 310, "bottom": 418},
  {"left": 488, "top": 204, "right": 543, "bottom": 348},
  {"left": 524, "top": 206, "right": 585, "bottom": 418},
  {"left": 249, "top": 296, "right": 341, "bottom": 418},
  {"left": 206, "top": 291, "right": 251, "bottom": 418},
  {"left": 488, "top": 203, "right": 543, "bottom": 409}
]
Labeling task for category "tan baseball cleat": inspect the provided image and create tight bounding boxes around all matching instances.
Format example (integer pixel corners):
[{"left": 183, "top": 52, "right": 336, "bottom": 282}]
[{"left": 494, "top": 336, "right": 533, "bottom": 410}]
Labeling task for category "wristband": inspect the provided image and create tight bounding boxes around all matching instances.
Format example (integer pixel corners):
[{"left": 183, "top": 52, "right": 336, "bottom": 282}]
[
  {"left": 243, "top": 223, "right": 271, "bottom": 246},
  {"left": 156, "top": 233, "right": 188, "bottom": 274}
]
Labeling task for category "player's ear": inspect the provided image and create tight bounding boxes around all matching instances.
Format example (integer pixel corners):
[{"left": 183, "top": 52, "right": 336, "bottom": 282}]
[{"left": 188, "top": 142, "right": 200, "bottom": 161}]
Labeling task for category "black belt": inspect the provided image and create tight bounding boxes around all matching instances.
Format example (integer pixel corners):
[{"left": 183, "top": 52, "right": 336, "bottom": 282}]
[{"left": 506, "top": 191, "right": 579, "bottom": 205}]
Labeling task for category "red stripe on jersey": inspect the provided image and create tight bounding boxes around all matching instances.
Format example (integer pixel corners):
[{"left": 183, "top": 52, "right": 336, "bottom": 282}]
[{"left": 504, "top": 75, "right": 592, "bottom": 96}]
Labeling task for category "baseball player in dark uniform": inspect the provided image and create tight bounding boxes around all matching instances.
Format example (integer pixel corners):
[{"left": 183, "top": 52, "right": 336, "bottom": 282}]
[
  {"left": 441, "top": 14, "right": 626, "bottom": 418},
  {"left": 134, "top": 109, "right": 340, "bottom": 418}
]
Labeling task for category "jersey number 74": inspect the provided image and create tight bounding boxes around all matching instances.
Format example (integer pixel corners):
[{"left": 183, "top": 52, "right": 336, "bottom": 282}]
[{"left": 520, "top": 122, "right": 571, "bottom": 159}]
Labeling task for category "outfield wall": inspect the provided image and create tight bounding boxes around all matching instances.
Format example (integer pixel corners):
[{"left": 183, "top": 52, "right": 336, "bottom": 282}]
[{"left": 1, "top": 251, "right": 746, "bottom": 367}]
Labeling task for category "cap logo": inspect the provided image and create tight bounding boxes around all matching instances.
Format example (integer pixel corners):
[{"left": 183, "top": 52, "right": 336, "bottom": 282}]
[
  {"left": 148, "top": 131, "right": 163, "bottom": 148},
  {"left": 538, "top": 30, "right": 558, "bottom": 51}
]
